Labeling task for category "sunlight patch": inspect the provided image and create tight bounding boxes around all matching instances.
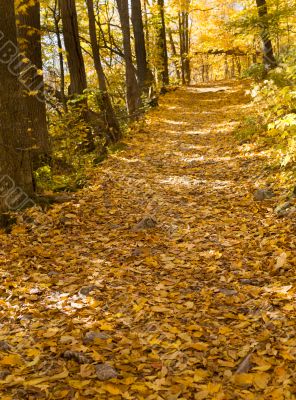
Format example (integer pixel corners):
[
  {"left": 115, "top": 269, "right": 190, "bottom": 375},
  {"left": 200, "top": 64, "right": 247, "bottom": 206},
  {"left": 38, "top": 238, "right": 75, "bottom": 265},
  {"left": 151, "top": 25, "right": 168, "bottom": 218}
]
[
  {"left": 162, "top": 119, "right": 189, "bottom": 125},
  {"left": 160, "top": 176, "right": 207, "bottom": 187}
]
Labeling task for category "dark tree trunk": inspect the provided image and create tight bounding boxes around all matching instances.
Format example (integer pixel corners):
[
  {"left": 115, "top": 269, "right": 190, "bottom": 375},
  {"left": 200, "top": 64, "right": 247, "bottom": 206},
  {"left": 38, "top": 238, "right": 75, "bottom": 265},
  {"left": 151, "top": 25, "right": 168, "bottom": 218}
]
[
  {"left": 157, "top": 0, "right": 169, "bottom": 87},
  {"left": 59, "top": 0, "right": 95, "bottom": 150},
  {"left": 224, "top": 55, "right": 229, "bottom": 79},
  {"left": 59, "top": 0, "right": 87, "bottom": 95},
  {"left": 17, "top": 0, "right": 50, "bottom": 168},
  {"left": 131, "top": 0, "right": 151, "bottom": 95},
  {"left": 255, "top": 0, "right": 277, "bottom": 70},
  {"left": 179, "top": 10, "right": 190, "bottom": 85},
  {"left": 0, "top": 0, "right": 34, "bottom": 216},
  {"left": 143, "top": 0, "right": 150, "bottom": 60},
  {"left": 116, "top": 0, "right": 141, "bottom": 117},
  {"left": 53, "top": 0, "right": 68, "bottom": 112},
  {"left": 168, "top": 28, "right": 181, "bottom": 82},
  {"left": 86, "top": 0, "right": 121, "bottom": 144}
]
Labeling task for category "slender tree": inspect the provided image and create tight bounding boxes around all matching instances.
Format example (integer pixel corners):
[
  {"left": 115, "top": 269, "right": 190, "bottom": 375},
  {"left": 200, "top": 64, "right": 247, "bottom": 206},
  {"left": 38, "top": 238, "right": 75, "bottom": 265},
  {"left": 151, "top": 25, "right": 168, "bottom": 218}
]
[
  {"left": 17, "top": 0, "right": 50, "bottom": 168},
  {"left": 116, "top": 0, "right": 141, "bottom": 116},
  {"left": 59, "top": 0, "right": 87, "bottom": 96},
  {"left": 168, "top": 27, "right": 181, "bottom": 81},
  {"left": 86, "top": 0, "right": 121, "bottom": 143},
  {"left": 157, "top": 0, "right": 169, "bottom": 87},
  {"left": 179, "top": 7, "right": 191, "bottom": 84},
  {"left": 255, "top": 0, "right": 277, "bottom": 70},
  {"left": 0, "top": 0, "right": 34, "bottom": 216},
  {"left": 52, "top": 0, "right": 68, "bottom": 112},
  {"left": 131, "top": 0, "right": 151, "bottom": 95},
  {"left": 59, "top": 0, "right": 96, "bottom": 149}
]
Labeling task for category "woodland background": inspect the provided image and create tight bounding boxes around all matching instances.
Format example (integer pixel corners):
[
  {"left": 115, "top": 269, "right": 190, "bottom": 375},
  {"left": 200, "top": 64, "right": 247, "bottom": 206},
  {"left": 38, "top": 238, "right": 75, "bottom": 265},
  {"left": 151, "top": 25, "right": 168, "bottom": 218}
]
[{"left": 0, "top": 0, "right": 296, "bottom": 216}]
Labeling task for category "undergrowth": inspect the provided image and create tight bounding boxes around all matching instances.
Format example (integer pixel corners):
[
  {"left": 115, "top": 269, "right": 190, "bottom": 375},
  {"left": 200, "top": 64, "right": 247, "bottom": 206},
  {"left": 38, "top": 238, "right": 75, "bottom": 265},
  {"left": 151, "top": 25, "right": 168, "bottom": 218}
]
[{"left": 236, "top": 54, "right": 296, "bottom": 190}]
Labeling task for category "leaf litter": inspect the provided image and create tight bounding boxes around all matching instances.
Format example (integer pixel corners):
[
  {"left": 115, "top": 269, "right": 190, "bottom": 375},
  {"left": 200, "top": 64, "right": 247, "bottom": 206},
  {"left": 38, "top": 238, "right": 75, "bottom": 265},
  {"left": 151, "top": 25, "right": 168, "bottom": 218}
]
[{"left": 0, "top": 81, "right": 295, "bottom": 399}]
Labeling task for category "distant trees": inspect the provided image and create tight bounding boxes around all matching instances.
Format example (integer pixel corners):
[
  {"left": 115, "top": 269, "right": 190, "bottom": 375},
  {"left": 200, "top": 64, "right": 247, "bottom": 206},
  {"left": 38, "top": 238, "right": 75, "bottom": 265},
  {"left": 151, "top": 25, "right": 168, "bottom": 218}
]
[{"left": 0, "top": 0, "right": 293, "bottom": 223}]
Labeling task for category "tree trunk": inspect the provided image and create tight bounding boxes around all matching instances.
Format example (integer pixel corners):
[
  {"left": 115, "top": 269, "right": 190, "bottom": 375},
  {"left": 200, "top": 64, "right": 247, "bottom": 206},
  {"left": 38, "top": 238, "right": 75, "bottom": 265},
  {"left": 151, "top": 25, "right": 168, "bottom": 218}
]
[
  {"left": 224, "top": 55, "right": 229, "bottom": 79},
  {"left": 168, "top": 28, "right": 181, "bottom": 82},
  {"left": 131, "top": 0, "right": 151, "bottom": 95},
  {"left": 255, "top": 0, "right": 277, "bottom": 70},
  {"left": 59, "top": 0, "right": 95, "bottom": 150},
  {"left": 143, "top": 0, "right": 150, "bottom": 60},
  {"left": 0, "top": 0, "right": 34, "bottom": 216},
  {"left": 116, "top": 0, "right": 141, "bottom": 117},
  {"left": 59, "top": 0, "right": 87, "bottom": 95},
  {"left": 86, "top": 0, "right": 121, "bottom": 144},
  {"left": 157, "top": 0, "right": 169, "bottom": 87},
  {"left": 53, "top": 0, "right": 68, "bottom": 112},
  {"left": 179, "top": 9, "right": 190, "bottom": 85},
  {"left": 17, "top": 0, "right": 50, "bottom": 168}
]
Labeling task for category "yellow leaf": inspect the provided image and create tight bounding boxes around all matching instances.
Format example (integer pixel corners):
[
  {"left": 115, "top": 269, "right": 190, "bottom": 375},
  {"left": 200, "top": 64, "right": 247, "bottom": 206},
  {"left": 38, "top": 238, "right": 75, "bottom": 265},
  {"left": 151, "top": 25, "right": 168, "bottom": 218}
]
[
  {"left": 68, "top": 379, "right": 90, "bottom": 389},
  {"left": 252, "top": 372, "right": 270, "bottom": 389},
  {"left": 122, "top": 376, "right": 136, "bottom": 385},
  {"left": 195, "top": 391, "right": 209, "bottom": 400},
  {"left": 43, "top": 328, "right": 59, "bottom": 338},
  {"left": 253, "top": 363, "right": 272, "bottom": 372},
  {"left": 194, "top": 369, "right": 208, "bottom": 382},
  {"left": 190, "top": 342, "right": 208, "bottom": 351},
  {"left": 25, "top": 370, "right": 68, "bottom": 386},
  {"left": 26, "top": 356, "right": 40, "bottom": 367},
  {"left": 233, "top": 373, "right": 253, "bottom": 386},
  {"left": 102, "top": 383, "right": 122, "bottom": 395},
  {"left": 207, "top": 382, "right": 222, "bottom": 393},
  {"left": 99, "top": 323, "right": 114, "bottom": 331},
  {"left": 218, "top": 326, "right": 232, "bottom": 335},
  {"left": 167, "top": 326, "right": 179, "bottom": 334},
  {"left": 91, "top": 350, "right": 103, "bottom": 362},
  {"left": 217, "top": 360, "right": 235, "bottom": 367},
  {"left": 151, "top": 306, "right": 169, "bottom": 312},
  {"left": 26, "top": 349, "right": 40, "bottom": 357},
  {"left": 187, "top": 325, "right": 202, "bottom": 331},
  {"left": 80, "top": 364, "right": 95, "bottom": 378},
  {"left": 54, "top": 390, "right": 69, "bottom": 399},
  {"left": 281, "top": 350, "right": 294, "bottom": 360},
  {"left": 11, "top": 226, "right": 26, "bottom": 234},
  {"left": 131, "top": 383, "right": 148, "bottom": 393},
  {"left": 270, "top": 388, "right": 284, "bottom": 400},
  {"left": 0, "top": 354, "right": 22, "bottom": 366}
]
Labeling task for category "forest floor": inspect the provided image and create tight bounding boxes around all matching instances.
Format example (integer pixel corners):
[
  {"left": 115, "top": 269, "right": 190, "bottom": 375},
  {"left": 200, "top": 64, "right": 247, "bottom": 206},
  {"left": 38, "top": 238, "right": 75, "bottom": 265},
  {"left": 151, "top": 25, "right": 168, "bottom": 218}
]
[{"left": 0, "top": 81, "right": 295, "bottom": 400}]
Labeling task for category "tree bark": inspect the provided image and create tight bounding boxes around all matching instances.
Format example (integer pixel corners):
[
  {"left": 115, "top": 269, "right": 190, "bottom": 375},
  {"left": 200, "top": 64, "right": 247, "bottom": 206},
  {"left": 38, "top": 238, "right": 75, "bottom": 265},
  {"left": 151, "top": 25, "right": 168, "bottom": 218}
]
[
  {"left": 86, "top": 0, "right": 121, "bottom": 144},
  {"left": 179, "top": 9, "right": 190, "bottom": 85},
  {"left": 116, "top": 0, "right": 141, "bottom": 117},
  {"left": 131, "top": 0, "right": 151, "bottom": 95},
  {"left": 168, "top": 28, "right": 181, "bottom": 81},
  {"left": 53, "top": 0, "right": 68, "bottom": 112},
  {"left": 0, "top": 0, "right": 34, "bottom": 216},
  {"left": 59, "top": 0, "right": 95, "bottom": 150},
  {"left": 17, "top": 0, "right": 50, "bottom": 168},
  {"left": 59, "top": 0, "right": 87, "bottom": 95},
  {"left": 255, "top": 0, "right": 277, "bottom": 70},
  {"left": 157, "top": 0, "right": 169, "bottom": 87}
]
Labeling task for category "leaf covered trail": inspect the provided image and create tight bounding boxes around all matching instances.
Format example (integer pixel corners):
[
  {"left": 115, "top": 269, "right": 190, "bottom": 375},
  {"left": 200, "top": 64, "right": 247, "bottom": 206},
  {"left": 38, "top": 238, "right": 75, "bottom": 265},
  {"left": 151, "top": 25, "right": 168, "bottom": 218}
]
[{"left": 1, "top": 81, "right": 296, "bottom": 399}]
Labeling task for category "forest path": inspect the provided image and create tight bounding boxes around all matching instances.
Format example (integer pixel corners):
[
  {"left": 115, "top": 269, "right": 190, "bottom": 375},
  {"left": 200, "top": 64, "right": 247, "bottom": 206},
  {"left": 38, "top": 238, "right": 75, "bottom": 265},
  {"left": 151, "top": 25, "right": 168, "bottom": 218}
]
[{"left": 1, "top": 81, "right": 295, "bottom": 399}]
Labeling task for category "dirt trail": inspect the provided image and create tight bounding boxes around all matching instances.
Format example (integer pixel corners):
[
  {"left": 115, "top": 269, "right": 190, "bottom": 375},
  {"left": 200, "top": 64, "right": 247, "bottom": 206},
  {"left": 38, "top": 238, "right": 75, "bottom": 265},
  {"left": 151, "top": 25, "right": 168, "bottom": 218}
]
[{"left": 1, "top": 81, "right": 295, "bottom": 399}]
